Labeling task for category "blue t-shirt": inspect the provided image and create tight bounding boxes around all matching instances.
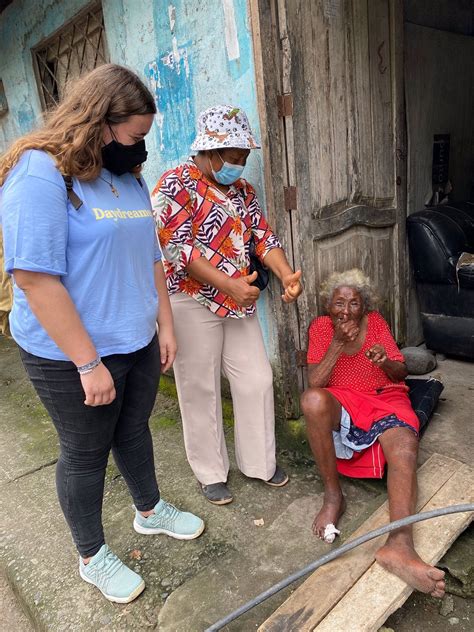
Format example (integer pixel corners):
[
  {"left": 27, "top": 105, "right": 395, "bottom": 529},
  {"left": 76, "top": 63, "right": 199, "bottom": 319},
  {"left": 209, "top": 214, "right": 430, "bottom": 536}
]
[{"left": 1, "top": 150, "right": 161, "bottom": 360}]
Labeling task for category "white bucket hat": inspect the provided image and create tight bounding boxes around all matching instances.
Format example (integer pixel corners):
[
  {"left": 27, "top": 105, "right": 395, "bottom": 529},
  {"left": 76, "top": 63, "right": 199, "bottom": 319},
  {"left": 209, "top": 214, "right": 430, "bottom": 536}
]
[{"left": 191, "top": 104, "right": 261, "bottom": 151}]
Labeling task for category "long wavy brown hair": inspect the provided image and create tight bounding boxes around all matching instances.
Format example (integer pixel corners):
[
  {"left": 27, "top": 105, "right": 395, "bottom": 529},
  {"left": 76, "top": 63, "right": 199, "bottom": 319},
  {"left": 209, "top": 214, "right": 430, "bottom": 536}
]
[{"left": 0, "top": 64, "right": 156, "bottom": 185}]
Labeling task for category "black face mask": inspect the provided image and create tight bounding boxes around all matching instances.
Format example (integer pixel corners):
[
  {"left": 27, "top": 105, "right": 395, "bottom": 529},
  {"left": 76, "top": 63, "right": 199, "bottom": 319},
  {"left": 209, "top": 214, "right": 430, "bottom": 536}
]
[{"left": 101, "top": 138, "right": 148, "bottom": 176}]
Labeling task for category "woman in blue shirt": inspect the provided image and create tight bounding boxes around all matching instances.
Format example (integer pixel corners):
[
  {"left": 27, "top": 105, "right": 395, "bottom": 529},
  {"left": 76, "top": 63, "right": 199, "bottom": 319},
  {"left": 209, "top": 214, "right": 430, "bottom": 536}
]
[{"left": 0, "top": 64, "right": 204, "bottom": 604}]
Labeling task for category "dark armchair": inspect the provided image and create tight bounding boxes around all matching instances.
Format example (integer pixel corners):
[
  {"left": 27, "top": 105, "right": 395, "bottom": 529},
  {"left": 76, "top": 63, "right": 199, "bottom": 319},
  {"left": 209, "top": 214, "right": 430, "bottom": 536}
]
[{"left": 406, "top": 202, "right": 474, "bottom": 359}]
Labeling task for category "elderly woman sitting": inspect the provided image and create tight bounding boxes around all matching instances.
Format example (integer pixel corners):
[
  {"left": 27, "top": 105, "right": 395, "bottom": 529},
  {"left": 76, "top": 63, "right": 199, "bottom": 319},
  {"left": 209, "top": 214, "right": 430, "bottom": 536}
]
[{"left": 301, "top": 269, "right": 445, "bottom": 598}]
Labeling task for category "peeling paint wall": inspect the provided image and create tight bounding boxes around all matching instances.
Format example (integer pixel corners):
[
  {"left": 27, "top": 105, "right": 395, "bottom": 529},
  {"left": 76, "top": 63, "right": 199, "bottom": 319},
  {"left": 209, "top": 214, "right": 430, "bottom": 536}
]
[
  {"left": 0, "top": 0, "right": 89, "bottom": 143},
  {"left": 0, "top": 0, "right": 278, "bottom": 360}
]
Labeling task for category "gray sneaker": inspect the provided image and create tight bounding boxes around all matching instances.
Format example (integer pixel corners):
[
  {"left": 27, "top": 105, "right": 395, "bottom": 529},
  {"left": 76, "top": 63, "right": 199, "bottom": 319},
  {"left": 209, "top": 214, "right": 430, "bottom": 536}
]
[
  {"left": 265, "top": 465, "right": 289, "bottom": 487},
  {"left": 200, "top": 482, "right": 233, "bottom": 505}
]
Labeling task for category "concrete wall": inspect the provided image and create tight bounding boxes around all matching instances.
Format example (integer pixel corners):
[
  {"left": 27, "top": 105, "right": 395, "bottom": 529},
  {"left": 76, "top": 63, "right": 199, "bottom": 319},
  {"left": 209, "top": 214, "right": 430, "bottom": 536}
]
[{"left": 0, "top": 0, "right": 280, "bottom": 359}]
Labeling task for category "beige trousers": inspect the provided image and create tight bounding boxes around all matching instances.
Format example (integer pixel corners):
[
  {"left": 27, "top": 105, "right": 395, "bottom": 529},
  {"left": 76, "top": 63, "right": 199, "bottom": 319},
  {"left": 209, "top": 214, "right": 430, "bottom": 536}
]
[
  {"left": 0, "top": 234, "right": 12, "bottom": 337},
  {"left": 170, "top": 293, "right": 276, "bottom": 485}
]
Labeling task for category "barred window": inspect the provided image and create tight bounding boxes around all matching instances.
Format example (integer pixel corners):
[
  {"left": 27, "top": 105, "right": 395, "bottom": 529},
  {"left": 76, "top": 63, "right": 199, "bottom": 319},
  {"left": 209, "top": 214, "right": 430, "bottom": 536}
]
[
  {"left": 32, "top": 2, "right": 109, "bottom": 110},
  {"left": 0, "top": 80, "right": 8, "bottom": 116}
]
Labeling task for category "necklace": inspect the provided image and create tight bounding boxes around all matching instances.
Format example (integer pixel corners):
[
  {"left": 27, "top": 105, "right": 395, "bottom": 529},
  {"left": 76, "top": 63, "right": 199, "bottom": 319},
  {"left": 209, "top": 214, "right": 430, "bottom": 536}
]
[{"left": 99, "top": 173, "right": 119, "bottom": 197}]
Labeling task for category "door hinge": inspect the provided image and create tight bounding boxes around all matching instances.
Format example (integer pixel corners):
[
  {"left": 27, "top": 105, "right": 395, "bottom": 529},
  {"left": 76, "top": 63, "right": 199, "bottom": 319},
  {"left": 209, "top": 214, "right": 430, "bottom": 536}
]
[
  {"left": 277, "top": 93, "right": 293, "bottom": 117},
  {"left": 284, "top": 186, "right": 297, "bottom": 211},
  {"left": 295, "top": 349, "right": 307, "bottom": 367}
]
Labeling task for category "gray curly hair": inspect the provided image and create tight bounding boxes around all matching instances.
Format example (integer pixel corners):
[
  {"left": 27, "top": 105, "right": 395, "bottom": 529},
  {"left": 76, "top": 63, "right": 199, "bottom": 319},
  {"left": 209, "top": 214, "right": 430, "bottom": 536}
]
[{"left": 320, "top": 269, "right": 378, "bottom": 312}]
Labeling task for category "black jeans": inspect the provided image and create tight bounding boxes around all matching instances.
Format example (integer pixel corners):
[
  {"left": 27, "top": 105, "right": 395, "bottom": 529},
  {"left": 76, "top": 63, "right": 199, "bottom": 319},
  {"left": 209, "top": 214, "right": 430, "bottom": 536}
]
[
  {"left": 19, "top": 335, "right": 161, "bottom": 558},
  {"left": 406, "top": 377, "right": 444, "bottom": 434}
]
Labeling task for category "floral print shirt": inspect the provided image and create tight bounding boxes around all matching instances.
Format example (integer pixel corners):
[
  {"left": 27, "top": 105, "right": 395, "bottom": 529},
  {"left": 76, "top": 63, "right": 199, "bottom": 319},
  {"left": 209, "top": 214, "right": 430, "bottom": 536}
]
[{"left": 151, "top": 160, "right": 282, "bottom": 318}]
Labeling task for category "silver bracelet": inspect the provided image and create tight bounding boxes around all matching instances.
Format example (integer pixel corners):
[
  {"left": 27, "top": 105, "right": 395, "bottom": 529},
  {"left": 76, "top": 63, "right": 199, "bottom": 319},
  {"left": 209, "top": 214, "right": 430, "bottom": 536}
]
[{"left": 77, "top": 356, "right": 102, "bottom": 375}]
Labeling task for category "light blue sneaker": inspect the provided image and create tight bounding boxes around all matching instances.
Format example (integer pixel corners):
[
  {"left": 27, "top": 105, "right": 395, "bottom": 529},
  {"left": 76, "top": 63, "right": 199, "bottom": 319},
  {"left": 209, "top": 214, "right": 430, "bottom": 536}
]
[
  {"left": 133, "top": 499, "right": 205, "bottom": 540},
  {"left": 79, "top": 544, "right": 145, "bottom": 603}
]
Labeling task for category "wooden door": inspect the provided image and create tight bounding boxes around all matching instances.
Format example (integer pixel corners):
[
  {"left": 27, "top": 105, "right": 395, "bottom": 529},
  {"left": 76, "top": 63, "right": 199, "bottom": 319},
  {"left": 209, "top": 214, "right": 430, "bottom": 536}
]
[{"left": 251, "top": 0, "right": 407, "bottom": 417}]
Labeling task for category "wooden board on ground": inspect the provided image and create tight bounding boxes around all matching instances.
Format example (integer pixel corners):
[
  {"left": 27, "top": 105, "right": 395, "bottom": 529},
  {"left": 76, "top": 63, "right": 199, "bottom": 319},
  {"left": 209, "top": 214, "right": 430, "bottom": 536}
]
[
  {"left": 258, "top": 454, "right": 472, "bottom": 632},
  {"left": 315, "top": 464, "right": 473, "bottom": 631}
]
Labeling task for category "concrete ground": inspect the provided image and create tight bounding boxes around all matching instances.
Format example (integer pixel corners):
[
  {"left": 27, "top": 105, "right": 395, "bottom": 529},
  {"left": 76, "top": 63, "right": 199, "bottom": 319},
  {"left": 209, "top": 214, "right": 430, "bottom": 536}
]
[
  {"left": 0, "top": 335, "right": 472, "bottom": 632},
  {"left": 0, "top": 573, "right": 33, "bottom": 631}
]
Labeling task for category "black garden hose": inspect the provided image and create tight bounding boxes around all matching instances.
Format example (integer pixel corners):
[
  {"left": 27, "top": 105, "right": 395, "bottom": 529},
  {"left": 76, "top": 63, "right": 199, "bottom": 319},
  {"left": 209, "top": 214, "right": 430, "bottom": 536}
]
[{"left": 205, "top": 503, "right": 474, "bottom": 631}]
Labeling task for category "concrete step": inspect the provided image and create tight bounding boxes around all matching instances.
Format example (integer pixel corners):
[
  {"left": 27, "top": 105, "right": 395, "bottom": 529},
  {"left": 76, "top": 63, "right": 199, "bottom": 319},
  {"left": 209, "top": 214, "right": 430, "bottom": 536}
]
[
  {"left": 1, "top": 335, "right": 472, "bottom": 631},
  {"left": 0, "top": 337, "right": 380, "bottom": 630},
  {"left": 0, "top": 573, "right": 33, "bottom": 631}
]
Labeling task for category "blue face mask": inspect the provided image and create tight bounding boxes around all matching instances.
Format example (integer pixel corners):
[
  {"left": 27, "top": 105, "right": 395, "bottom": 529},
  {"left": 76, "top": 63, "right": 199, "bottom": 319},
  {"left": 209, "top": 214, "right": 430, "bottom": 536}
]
[{"left": 211, "top": 152, "right": 245, "bottom": 185}]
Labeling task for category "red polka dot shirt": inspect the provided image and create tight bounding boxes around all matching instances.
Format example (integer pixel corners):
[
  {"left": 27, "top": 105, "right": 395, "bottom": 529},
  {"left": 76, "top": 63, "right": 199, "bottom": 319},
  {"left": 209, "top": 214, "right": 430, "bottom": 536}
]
[{"left": 307, "top": 311, "right": 406, "bottom": 392}]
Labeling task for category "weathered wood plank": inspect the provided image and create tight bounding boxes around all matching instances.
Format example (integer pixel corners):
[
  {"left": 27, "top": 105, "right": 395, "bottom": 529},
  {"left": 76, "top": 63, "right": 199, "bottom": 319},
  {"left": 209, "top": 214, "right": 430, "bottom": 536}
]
[
  {"left": 327, "top": 0, "right": 349, "bottom": 204},
  {"left": 312, "top": 204, "right": 396, "bottom": 239},
  {"left": 311, "top": 0, "right": 332, "bottom": 209},
  {"left": 367, "top": 0, "right": 394, "bottom": 203},
  {"left": 258, "top": 453, "right": 462, "bottom": 632},
  {"left": 390, "top": 0, "right": 407, "bottom": 342},
  {"left": 314, "top": 463, "right": 473, "bottom": 632},
  {"left": 351, "top": 0, "right": 374, "bottom": 201},
  {"left": 283, "top": 0, "right": 325, "bottom": 361},
  {"left": 249, "top": 0, "right": 303, "bottom": 415},
  {"left": 312, "top": 225, "right": 396, "bottom": 322}
]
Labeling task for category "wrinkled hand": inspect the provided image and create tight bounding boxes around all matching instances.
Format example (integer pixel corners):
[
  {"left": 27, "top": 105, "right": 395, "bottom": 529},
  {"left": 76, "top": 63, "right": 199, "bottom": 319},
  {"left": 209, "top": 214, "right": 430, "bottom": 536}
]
[
  {"left": 227, "top": 272, "right": 261, "bottom": 307},
  {"left": 365, "top": 344, "right": 387, "bottom": 366},
  {"left": 159, "top": 325, "right": 177, "bottom": 372},
  {"left": 333, "top": 317, "right": 360, "bottom": 343},
  {"left": 81, "top": 362, "right": 116, "bottom": 406},
  {"left": 282, "top": 270, "right": 303, "bottom": 303}
]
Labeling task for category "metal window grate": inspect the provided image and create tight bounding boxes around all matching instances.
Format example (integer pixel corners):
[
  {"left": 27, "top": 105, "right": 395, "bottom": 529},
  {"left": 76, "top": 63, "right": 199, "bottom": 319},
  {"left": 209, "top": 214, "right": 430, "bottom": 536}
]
[
  {"left": 0, "top": 80, "right": 8, "bottom": 116},
  {"left": 33, "top": 2, "right": 109, "bottom": 110}
]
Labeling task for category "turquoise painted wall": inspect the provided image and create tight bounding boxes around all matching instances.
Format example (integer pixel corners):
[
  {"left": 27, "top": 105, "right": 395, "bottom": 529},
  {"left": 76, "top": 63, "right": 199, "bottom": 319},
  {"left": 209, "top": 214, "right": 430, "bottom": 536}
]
[{"left": 0, "top": 0, "right": 279, "bottom": 359}]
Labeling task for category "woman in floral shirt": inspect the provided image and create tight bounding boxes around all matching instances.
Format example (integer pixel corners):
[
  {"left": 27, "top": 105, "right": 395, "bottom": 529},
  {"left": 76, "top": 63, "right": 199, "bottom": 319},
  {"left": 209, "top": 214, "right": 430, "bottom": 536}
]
[{"left": 152, "top": 105, "right": 302, "bottom": 504}]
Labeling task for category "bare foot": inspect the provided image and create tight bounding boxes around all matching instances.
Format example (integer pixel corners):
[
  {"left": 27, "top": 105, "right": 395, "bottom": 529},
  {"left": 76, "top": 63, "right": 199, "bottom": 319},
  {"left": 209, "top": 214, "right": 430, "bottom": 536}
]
[
  {"left": 376, "top": 542, "right": 446, "bottom": 598},
  {"left": 312, "top": 492, "right": 346, "bottom": 539}
]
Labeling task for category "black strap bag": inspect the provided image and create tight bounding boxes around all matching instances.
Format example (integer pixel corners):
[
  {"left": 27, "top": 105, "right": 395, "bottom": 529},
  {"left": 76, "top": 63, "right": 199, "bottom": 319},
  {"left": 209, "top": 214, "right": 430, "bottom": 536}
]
[{"left": 248, "top": 235, "right": 269, "bottom": 291}]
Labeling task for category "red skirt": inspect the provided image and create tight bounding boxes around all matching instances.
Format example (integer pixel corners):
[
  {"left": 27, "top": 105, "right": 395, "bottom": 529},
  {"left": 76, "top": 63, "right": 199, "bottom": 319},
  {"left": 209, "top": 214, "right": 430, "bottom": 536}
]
[{"left": 326, "top": 386, "right": 420, "bottom": 479}]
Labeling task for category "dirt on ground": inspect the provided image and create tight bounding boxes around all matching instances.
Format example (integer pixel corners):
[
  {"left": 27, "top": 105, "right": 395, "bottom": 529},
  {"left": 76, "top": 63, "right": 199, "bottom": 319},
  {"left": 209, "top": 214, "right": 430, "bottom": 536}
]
[{"left": 384, "top": 592, "right": 472, "bottom": 632}]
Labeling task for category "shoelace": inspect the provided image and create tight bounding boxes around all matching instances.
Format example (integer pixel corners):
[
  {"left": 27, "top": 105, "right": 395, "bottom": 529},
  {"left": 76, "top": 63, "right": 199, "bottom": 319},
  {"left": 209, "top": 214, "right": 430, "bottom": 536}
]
[
  {"left": 85, "top": 546, "right": 123, "bottom": 590},
  {"left": 147, "top": 501, "right": 181, "bottom": 530}
]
